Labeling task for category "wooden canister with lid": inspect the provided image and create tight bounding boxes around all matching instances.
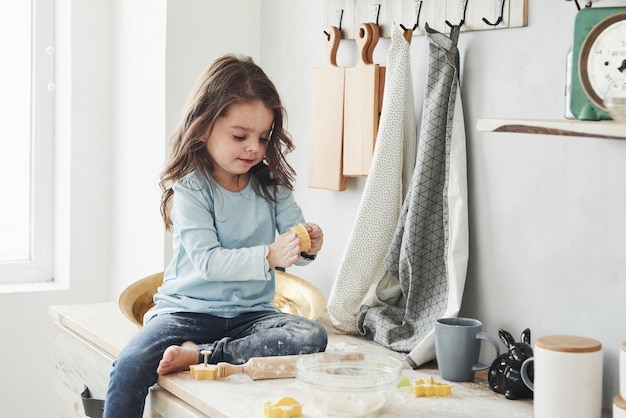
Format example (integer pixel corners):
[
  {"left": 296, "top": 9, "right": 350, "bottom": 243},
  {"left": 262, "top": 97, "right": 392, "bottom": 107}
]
[{"left": 520, "top": 335, "right": 603, "bottom": 418}]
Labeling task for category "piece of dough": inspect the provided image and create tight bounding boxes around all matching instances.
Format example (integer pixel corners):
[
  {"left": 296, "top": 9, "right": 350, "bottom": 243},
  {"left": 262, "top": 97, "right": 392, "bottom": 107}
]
[{"left": 289, "top": 224, "right": 311, "bottom": 252}]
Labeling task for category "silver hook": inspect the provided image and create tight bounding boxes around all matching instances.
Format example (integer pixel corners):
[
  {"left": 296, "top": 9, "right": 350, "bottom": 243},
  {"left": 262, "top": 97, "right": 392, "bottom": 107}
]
[
  {"left": 373, "top": 4, "right": 381, "bottom": 26},
  {"left": 324, "top": 10, "right": 343, "bottom": 40},
  {"left": 336, "top": 9, "right": 344, "bottom": 31},
  {"left": 566, "top": 0, "right": 593, "bottom": 10},
  {"left": 482, "top": 0, "right": 505, "bottom": 26},
  {"left": 401, "top": 1, "right": 423, "bottom": 31},
  {"left": 446, "top": 0, "right": 468, "bottom": 28}
]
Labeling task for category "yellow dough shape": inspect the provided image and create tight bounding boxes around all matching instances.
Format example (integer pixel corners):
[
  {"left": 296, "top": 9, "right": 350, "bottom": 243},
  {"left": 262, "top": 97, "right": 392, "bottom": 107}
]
[
  {"left": 189, "top": 364, "right": 217, "bottom": 380},
  {"left": 413, "top": 376, "right": 452, "bottom": 397},
  {"left": 289, "top": 224, "right": 311, "bottom": 252},
  {"left": 263, "top": 397, "right": 303, "bottom": 418},
  {"left": 190, "top": 349, "right": 217, "bottom": 380}
]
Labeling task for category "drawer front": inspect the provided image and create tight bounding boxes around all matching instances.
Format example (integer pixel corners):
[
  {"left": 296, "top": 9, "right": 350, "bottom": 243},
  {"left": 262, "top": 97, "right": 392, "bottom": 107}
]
[
  {"left": 53, "top": 322, "right": 113, "bottom": 417},
  {"left": 150, "top": 387, "right": 207, "bottom": 418},
  {"left": 54, "top": 322, "right": 206, "bottom": 418}
]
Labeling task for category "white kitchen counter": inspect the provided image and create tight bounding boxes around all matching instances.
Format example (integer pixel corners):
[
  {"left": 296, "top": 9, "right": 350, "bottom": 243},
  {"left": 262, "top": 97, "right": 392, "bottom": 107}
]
[{"left": 49, "top": 303, "right": 555, "bottom": 417}]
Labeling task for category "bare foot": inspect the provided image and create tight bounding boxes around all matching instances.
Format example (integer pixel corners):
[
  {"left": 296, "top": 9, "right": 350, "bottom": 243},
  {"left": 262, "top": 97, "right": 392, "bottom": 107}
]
[{"left": 157, "top": 341, "right": 199, "bottom": 375}]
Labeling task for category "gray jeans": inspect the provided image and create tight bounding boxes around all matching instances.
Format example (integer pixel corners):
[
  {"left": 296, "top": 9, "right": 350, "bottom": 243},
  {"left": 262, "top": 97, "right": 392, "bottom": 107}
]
[{"left": 103, "top": 310, "right": 327, "bottom": 418}]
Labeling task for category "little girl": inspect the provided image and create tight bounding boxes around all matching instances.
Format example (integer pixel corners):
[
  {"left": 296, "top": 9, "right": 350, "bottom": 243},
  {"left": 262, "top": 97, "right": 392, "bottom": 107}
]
[{"left": 104, "top": 54, "right": 327, "bottom": 418}]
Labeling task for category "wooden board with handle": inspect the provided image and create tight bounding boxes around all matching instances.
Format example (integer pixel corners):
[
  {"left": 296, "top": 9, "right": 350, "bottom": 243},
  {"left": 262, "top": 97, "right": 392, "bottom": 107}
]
[
  {"left": 342, "top": 22, "right": 385, "bottom": 177},
  {"left": 308, "top": 26, "right": 346, "bottom": 191}
]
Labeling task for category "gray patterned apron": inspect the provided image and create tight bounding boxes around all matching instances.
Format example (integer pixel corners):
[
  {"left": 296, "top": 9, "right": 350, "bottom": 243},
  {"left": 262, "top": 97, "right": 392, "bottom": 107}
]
[{"left": 357, "top": 23, "right": 469, "bottom": 368}]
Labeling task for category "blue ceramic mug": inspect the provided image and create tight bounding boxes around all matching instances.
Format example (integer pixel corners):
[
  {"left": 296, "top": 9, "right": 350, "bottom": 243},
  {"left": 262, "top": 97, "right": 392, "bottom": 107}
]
[{"left": 435, "top": 317, "right": 501, "bottom": 382}]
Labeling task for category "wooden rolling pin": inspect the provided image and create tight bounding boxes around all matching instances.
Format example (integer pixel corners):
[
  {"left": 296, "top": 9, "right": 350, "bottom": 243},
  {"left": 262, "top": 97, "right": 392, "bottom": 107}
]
[
  {"left": 215, "top": 355, "right": 301, "bottom": 380},
  {"left": 190, "top": 352, "right": 365, "bottom": 381}
]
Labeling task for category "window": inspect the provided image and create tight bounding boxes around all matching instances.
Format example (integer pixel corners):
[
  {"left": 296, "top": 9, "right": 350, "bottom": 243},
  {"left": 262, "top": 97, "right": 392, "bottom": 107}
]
[{"left": 0, "top": 0, "right": 54, "bottom": 284}]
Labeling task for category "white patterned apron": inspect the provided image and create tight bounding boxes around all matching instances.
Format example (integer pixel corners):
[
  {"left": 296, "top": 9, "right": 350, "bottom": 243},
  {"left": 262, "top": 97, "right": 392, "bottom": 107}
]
[{"left": 327, "top": 23, "right": 417, "bottom": 334}]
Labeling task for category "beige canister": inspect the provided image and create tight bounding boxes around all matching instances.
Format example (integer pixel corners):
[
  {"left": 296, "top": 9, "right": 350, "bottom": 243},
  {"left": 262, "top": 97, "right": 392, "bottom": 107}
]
[
  {"left": 615, "top": 394, "right": 626, "bottom": 418},
  {"left": 619, "top": 341, "right": 626, "bottom": 400},
  {"left": 520, "top": 335, "right": 603, "bottom": 418}
]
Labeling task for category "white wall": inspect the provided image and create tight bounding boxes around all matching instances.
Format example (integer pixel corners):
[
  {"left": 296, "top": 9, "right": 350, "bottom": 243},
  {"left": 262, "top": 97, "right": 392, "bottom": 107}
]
[
  {"left": 2, "top": 1, "right": 625, "bottom": 416},
  {"left": 108, "top": 0, "right": 263, "bottom": 299},
  {"left": 258, "top": 0, "right": 626, "bottom": 410},
  {"left": 109, "top": 0, "right": 168, "bottom": 298}
]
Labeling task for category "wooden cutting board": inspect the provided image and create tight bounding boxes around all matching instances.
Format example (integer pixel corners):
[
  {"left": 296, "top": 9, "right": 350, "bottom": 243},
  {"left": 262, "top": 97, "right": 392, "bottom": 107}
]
[
  {"left": 342, "top": 22, "right": 385, "bottom": 177},
  {"left": 308, "top": 26, "right": 346, "bottom": 191}
]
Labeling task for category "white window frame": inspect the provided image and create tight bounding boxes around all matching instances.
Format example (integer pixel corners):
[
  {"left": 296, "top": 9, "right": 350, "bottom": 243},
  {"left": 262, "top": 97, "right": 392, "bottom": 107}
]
[{"left": 0, "top": 0, "right": 55, "bottom": 285}]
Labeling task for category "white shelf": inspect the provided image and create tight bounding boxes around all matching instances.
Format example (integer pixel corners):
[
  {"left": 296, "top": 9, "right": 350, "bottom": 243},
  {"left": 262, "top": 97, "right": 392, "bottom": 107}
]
[{"left": 476, "top": 118, "right": 626, "bottom": 140}]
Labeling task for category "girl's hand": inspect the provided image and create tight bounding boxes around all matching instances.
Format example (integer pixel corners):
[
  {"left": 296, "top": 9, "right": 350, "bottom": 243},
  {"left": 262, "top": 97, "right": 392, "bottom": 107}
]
[
  {"left": 267, "top": 231, "right": 301, "bottom": 268},
  {"left": 301, "top": 223, "right": 323, "bottom": 256},
  {"left": 267, "top": 223, "right": 324, "bottom": 268}
]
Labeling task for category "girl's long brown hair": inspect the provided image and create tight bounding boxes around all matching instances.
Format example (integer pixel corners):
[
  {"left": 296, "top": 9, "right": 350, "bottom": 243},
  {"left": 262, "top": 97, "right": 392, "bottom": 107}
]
[{"left": 159, "top": 55, "right": 296, "bottom": 230}]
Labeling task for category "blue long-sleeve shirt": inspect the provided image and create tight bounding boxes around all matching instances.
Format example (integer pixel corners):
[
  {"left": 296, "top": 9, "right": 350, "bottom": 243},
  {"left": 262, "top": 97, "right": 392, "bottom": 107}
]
[{"left": 146, "top": 170, "right": 308, "bottom": 322}]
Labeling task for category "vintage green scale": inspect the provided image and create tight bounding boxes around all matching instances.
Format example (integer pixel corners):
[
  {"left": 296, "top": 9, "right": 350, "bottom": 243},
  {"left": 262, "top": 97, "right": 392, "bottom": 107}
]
[{"left": 570, "top": 7, "right": 626, "bottom": 121}]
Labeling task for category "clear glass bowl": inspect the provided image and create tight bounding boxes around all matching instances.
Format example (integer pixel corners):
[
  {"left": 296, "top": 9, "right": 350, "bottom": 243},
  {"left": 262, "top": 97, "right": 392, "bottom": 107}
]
[
  {"left": 296, "top": 352, "right": 403, "bottom": 417},
  {"left": 604, "top": 95, "right": 626, "bottom": 124}
]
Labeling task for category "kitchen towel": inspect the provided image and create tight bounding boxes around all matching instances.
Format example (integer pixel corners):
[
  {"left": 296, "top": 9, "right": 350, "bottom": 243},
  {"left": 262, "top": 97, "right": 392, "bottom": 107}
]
[
  {"left": 327, "top": 23, "right": 417, "bottom": 333},
  {"left": 357, "top": 23, "right": 469, "bottom": 368}
]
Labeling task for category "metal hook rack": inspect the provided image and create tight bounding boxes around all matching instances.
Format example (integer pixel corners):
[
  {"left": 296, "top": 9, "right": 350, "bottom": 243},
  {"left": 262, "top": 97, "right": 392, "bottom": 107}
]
[{"left": 324, "top": 0, "right": 528, "bottom": 38}]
